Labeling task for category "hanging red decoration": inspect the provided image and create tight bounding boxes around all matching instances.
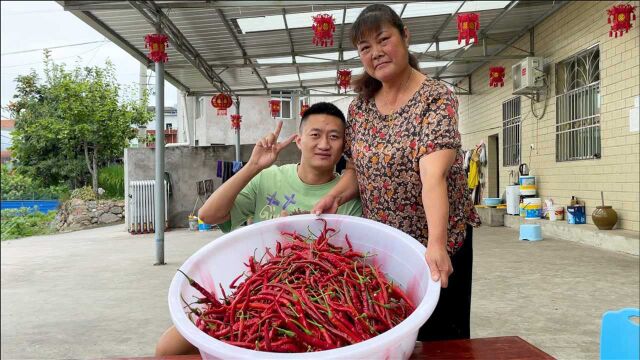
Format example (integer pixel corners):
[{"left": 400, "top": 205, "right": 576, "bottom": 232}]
[
  {"left": 211, "top": 93, "right": 233, "bottom": 115},
  {"left": 230, "top": 114, "right": 242, "bottom": 130},
  {"left": 489, "top": 66, "right": 505, "bottom": 87},
  {"left": 337, "top": 69, "right": 352, "bottom": 92},
  {"left": 268, "top": 100, "right": 281, "bottom": 118},
  {"left": 312, "top": 13, "right": 336, "bottom": 47},
  {"left": 144, "top": 34, "right": 169, "bottom": 63},
  {"left": 300, "top": 102, "right": 310, "bottom": 117},
  {"left": 607, "top": 4, "right": 637, "bottom": 38},
  {"left": 457, "top": 13, "right": 479, "bottom": 46}
]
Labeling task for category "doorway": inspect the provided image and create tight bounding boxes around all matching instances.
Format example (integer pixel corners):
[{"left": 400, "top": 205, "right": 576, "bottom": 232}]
[{"left": 487, "top": 134, "right": 500, "bottom": 198}]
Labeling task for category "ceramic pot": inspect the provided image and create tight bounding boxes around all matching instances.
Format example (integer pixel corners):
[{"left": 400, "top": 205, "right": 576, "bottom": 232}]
[{"left": 592, "top": 206, "right": 618, "bottom": 230}]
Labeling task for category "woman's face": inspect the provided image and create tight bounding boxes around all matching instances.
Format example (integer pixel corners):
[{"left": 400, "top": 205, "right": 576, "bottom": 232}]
[{"left": 356, "top": 24, "right": 410, "bottom": 83}]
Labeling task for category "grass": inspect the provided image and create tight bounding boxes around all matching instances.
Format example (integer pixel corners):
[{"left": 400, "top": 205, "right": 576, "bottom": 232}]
[
  {"left": 98, "top": 164, "right": 125, "bottom": 199},
  {"left": 1, "top": 208, "right": 57, "bottom": 241}
]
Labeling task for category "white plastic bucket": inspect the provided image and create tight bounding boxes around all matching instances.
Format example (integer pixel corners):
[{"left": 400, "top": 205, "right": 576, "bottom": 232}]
[
  {"left": 519, "top": 176, "right": 536, "bottom": 196},
  {"left": 168, "top": 214, "right": 440, "bottom": 360},
  {"left": 549, "top": 205, "right": 565, "bottom": 221},
  {"left": 520, "top": 197, "right": 542, "bottom": 218}
]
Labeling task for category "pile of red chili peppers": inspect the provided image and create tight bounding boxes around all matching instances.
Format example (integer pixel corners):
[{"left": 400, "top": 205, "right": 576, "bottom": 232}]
[{"left": 179, "top": 220, "right": 415, "bottom": 352}]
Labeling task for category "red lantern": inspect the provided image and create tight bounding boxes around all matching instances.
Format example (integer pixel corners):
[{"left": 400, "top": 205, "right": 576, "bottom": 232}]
[
  {"left": 489, "top": 66, "right": 505, "bottom": 87},
  {"left": 230, "top": 114, "right": 242, "bottom": 130},
  {"left": 144, "top": 34, "right": 169, "bottom": 63},
  {"left": 608, "top": 4, "right": 637, "bottom": 38},
  {"left": 211, "top": 93, "right": 232, "bottom": 115},
  {"left": 300, "top": 103, "right": 310, "bottom": 117},
  {"left": 268, "top": 100, "right": 281, "bottom": 118},
  {"left": 457, "top": 13, "right": 479, "bottom": 46},
  {"left": 337, "top": 69, "right": 352, "bottom": 92},
  {"left": 312, "top": 13, "right": 336, "bottom": 47}
]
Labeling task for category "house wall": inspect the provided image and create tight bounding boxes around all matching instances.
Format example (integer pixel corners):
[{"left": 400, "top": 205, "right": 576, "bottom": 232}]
[{"left": 457, "top": 1, "right": 640, "bottom": 232}]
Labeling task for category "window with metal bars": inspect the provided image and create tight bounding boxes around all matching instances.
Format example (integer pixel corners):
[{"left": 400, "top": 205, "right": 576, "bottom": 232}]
[
  {"left": 502, "top": 97, "right": 521, "bottom": 167},
  {"left": 555, "top": 46, "right": 601, "bottom": 161}
]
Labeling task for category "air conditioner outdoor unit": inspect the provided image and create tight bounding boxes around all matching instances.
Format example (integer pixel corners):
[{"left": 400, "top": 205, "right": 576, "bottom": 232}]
[{"left": 512, "top": 57, "right": 545, "bottom": 95}]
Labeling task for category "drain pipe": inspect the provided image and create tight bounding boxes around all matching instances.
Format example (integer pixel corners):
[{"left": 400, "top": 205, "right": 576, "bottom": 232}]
[{"left": 234, "top": 97, "right": 241, "bottom": 162}]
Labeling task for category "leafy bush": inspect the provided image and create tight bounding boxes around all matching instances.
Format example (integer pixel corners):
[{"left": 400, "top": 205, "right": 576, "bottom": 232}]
[
  {"left": 1, "top": 208, "right": 57, "bottom": 241},
  {"left": 98, "top": 164, "right": 124, "bottom": 199},
  {"left": 1, "top": 164, "right": 69, "bottom": 200},
  {"left": 70, "top": 186, "right": 96, "bottom": 201}
]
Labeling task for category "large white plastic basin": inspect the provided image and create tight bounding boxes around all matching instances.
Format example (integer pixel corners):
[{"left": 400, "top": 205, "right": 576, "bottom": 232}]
[{"left": 168, "top": 214, "right": 440, "bottom": 360}]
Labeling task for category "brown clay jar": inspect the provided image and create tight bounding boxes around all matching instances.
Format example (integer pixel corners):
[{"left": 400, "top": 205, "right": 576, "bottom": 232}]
[{"left": 592, "top": 206, "right": 618, "bottom": 230}]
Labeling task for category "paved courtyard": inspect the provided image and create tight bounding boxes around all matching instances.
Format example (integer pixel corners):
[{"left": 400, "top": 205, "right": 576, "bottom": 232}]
[{"left": 1, "top": 224, "right": 638, "bottom": 359}]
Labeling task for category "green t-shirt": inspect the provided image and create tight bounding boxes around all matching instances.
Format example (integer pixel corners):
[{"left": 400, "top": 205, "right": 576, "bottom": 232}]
[{"left": 218, "top": 164, "right": 362, "bottom": 233}]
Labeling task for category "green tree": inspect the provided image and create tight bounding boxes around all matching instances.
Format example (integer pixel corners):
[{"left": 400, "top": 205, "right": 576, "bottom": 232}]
[{"left": 9, "top": 51, "right": 151, "bottom": 192}]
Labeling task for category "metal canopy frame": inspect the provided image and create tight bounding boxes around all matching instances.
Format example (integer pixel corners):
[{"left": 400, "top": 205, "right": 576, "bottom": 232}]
[{"left": 60, "top": 0, "right": 568, "bottom": 98}]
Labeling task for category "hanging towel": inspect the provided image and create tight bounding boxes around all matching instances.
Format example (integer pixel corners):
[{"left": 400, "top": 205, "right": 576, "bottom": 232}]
[
  {"left": 216, "top": 160, "right": 223, "bottom": 178},
  {"left": 467, "top": 159, "right": 480, "bottom": 189},
  {"left": 232, "top": 161, "right": 243, "bottom": 173}
]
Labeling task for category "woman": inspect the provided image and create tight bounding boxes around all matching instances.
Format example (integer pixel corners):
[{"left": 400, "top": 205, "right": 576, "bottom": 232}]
[{"left": 312, "top": 4, "right": 480, "bottom": 341}]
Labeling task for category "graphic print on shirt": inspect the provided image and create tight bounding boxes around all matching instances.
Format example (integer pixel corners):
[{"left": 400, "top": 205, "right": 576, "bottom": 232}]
[{"left": 259, "top": 192, "right": 298, "bottom": 220}]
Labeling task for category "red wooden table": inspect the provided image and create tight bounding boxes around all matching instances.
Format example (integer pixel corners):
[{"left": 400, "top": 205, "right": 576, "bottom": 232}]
[{"left": 112, "top": 336, "right": 554, "bottom": 359}]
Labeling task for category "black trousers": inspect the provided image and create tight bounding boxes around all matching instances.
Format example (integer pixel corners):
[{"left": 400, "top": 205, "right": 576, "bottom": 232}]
[{"left": 417, "top": 225, "right": 473, "bottom": 341}]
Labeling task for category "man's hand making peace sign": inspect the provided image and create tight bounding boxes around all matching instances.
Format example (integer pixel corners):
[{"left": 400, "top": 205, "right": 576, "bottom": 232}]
[{"left": 247, "top": 121, "right": 297, "bottom": 170}]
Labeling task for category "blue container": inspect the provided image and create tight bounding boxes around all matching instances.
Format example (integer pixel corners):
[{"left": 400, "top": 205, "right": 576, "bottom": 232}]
[
  {"left": 0, "top": 200, "right": 60, "bottom": 213},
  {"left": 567, "top": 205, "right": 586, "bottom": 224}
]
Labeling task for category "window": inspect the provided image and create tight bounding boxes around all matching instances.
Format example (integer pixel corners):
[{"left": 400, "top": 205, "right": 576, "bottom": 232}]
[
  {"left": 555, "top": 46, "right": 601, "bottom": 161},
  {"left": 502, "top": 97, "right": 521, "bottom": 167},
  {"left": 195, "top": 96, "right": 204, "bottom": 119},
  {"left": 271, "top": 90, "right": 292, "bottom": 119}
]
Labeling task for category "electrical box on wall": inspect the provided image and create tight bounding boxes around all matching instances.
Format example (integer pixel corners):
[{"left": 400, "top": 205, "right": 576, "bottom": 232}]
[{"left": 512, "top": 57, "right": 545, "bottom": 95}]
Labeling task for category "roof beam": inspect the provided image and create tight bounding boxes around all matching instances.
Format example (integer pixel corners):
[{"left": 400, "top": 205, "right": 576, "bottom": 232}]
[
  {"left": 129, "top": 0, "right": 233, "bottom": 94},
  {"left": 62, "top": 1, "right": 406, "bottom": 11},
  {"left": 422, "top": 1, "right": 466, "bottom": 56},
  {"left": 58, "top": 3, "right": 190, "bottom": 93},
  {"left": 464, "top": 1, "right": 568, "bottom": 78},
  {"left": 282, "top": 9, "right": 302, "bottom": 89},
  {"left": 435, "top": 0, "right": 520, "bottom": 78},
  {"left": 203, "top": 55, "right": 528, "bottom": 70},
  {"left": 215, "top": 8, "right": 268, "bottom": 90}
]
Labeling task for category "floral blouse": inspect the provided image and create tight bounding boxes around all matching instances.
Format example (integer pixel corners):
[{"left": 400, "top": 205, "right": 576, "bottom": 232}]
[{"left": 345, "top": 77, "right": 480, "bottom": 255}]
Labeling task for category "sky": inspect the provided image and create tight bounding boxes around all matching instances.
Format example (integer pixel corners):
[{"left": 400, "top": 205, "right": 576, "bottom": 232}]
[{"left": 0, "top": 0, "right": 178, "bottom": 119}]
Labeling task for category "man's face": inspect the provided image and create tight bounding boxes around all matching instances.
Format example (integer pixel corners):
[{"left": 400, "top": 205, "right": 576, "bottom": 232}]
[{"left": 296, "top": 113, "right": 345, "bottom": 172}]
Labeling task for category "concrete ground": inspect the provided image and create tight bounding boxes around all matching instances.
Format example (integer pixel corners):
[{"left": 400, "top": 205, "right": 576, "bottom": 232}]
[{"left": 1, "top": 224, "right": 638, "bottom": 360}]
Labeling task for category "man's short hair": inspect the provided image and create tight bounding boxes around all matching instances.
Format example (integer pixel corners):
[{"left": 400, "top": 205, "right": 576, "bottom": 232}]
[{"left": 299, "top": 102, "right": 346, "bottom": 130}]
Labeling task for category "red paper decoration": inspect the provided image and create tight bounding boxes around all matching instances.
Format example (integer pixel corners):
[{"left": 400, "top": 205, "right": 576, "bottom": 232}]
[
  {"left": 607, "top": 4, "right": 637, "bottom": 38},
  {"left": 489, "top": 66, "right": 505, "bottom": 87},
  {"left": 268, "top": 100, "right": 281, "bottom": 118},
  {"left": 144, "top": 34, "right": 169, "bottom": 63},
  {"left": 337, "top": 69, "right": 352, "bottom": 92},
  {"left": 457, "top": 13, "right": 479, "bottom": 46},
  {"left": 312, "top": 14, "right": 336, "bottom": 47},
  {"left": 230, "top": 114, "right": 242, "bottom": 130},
  {"left": 211, "top": 93, "right": 232, "bottom": 115},
  {"left": 300, "top": 103, "right": 310, "bottom": 117}
]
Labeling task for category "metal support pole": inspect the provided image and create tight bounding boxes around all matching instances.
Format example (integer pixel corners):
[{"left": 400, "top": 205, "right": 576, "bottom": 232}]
[
  {"left": 529, "top": 29, "right": 535, "bottom": 56},
  {"left": 234, "top": 99, "right": 241, "bottom": 162},
  {"left": 154, "top": 35, "right": 166, "bottom": 266}
]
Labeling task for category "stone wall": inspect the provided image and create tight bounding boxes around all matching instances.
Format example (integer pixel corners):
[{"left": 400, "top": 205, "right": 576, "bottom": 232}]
[{"left": 54, "top": 199, "right": 125, "bottom": 231}]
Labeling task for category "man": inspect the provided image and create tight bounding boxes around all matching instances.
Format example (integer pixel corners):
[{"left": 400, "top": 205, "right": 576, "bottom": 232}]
[
  {"left": 155, "top": 102, "right": 361, "bottom": 356},
  {"left": 198, "top": 101, "right": 361, "bottom": 231}
]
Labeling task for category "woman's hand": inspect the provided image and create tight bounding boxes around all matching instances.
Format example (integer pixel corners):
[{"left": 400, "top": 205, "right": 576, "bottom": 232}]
[
  {"left": 312, "top": 194, "right": 341, "bottom": 215},
  {"left": 425, "top": 242, "right": 453, "bottom": 288},
  {"left": 248, "top": 121, "right": 296, "bottom": 171}
]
